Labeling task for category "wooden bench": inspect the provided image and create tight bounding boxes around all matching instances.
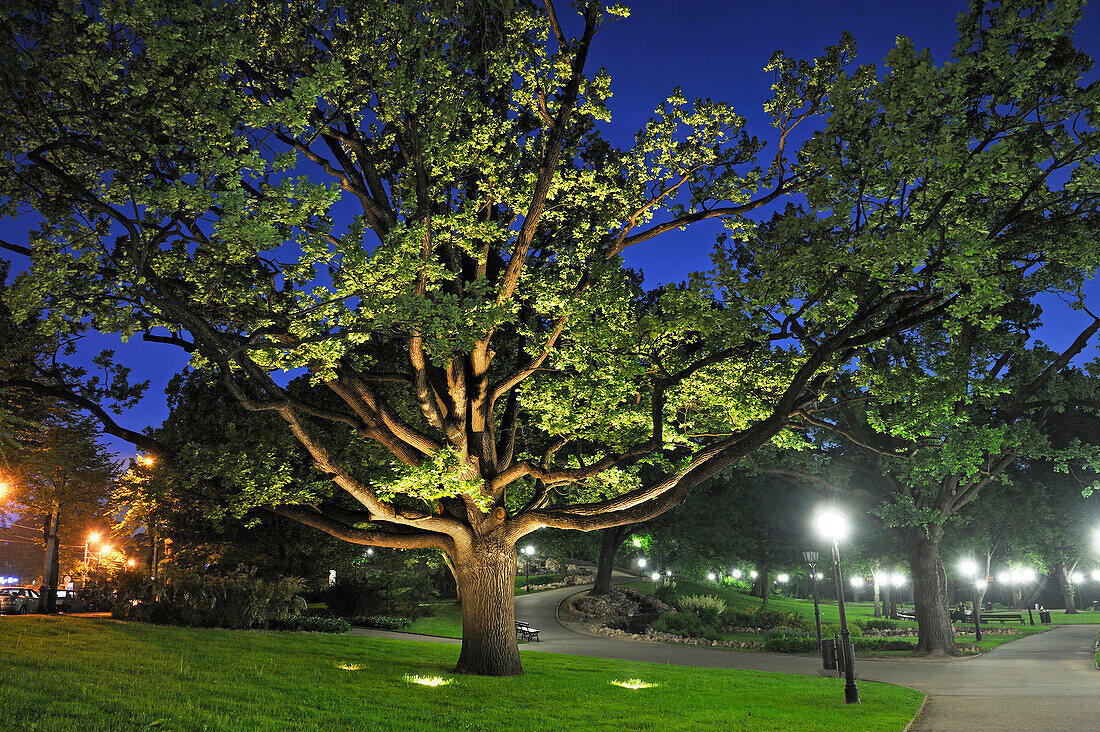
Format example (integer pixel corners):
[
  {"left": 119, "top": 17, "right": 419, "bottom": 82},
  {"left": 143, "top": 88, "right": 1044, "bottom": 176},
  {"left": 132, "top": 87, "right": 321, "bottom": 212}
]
[
  {"left": 515, "top": 620, "right": 540, "bottom": 641},
  {"left": 978, "top": 612, "right": 1025, "bottom": 624}
]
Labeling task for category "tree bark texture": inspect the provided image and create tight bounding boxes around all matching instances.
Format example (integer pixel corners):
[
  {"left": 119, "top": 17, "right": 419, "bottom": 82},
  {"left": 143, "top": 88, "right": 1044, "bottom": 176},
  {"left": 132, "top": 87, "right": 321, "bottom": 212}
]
[
  {"left": 591, "top": 525, "right": 629, "bottom": 596},
  {"left": 38, "top": 502, "right": 60, "bottom": 614},
  {"left": 906, "top": 525, "right": 959, "bottom": 656},
  {"left": 1055, "top": 561, "right": 1078, "bottom": 613},
  {"left": 452, "top": 540, "right": 522, "bottom": 676}
]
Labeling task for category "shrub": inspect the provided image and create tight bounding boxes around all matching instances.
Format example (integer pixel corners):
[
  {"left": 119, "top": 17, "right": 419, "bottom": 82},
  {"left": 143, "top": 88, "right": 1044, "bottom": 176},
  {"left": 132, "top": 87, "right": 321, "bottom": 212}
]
[
  {"left": 822, "top": 622, "right": 862, "bottom": 638},
  {"left": 111, "top": 566, "right": 305, "bottom": 630},
  {"left": 678, "top": 594, "right": 727, "bottom": 625},
  {"left": 852, "top": 637, "right": 916, "bottom": 652},
  {"left": 348, "top": 615, "right": 410, "bottom": 630},
  {"left": 653, "top": 580, "right": 678, "bottom": 605},
  {"left": 270, "top": 616, "right": 351, "bottom": 633},
  {"left": 652, "top": 611, "right": 719, "bottom": 640},
  {"left": 855, "top": 618, "right": 898, "bottom": 631},
  {"left": 763, "top": 627, "right": 818, "bottom": 653},
  {"left": 723, "top": 607, "right": 809, "bottom": 631},
  {"left": 323, "top": 577, "right": 427, "bottom": 619}
]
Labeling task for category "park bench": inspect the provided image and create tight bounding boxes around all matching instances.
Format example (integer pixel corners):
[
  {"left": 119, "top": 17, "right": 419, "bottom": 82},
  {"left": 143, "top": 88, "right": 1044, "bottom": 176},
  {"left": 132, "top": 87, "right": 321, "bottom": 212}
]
[
  {"left": 895, "top": 611, "right": 916, "bottom": 621},
  {"left": 515, "top": 620, "right": 540, "bottom": 642},
  {"left": 978, "top": 612, "right": 1025, "bottom": 624}
]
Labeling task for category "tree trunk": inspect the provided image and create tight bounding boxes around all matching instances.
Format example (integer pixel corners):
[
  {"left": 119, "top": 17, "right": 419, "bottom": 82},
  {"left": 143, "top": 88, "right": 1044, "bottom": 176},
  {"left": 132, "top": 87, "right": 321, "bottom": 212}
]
[
  {"left": 590, "top": 525, "right": 628, "bottom": 596},
  {"left": 452, "top": 541, "right": 522, "bottom": 676},
  {"left": 753, "top": 562, "right": 770, "bottom": 606},
  {"left": 906, "top": 525, "right": 959, "bottom": 656},
  {"left": 38, "top": 502, "right": 61, "bottom": 614},
  {"left": 1055, "top": 561, "right": 1078, "bottom": 613},
  {"left": 873, "top": 571, "right": 881, "bottom": 618}
]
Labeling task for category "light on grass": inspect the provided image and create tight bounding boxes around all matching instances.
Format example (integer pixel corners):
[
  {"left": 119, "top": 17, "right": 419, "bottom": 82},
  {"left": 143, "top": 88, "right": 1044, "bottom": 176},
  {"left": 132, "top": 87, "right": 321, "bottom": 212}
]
[
  {"left": 337, "top": 663, "right": 364, "bottom": 671},
  {"left": 404, "top": 674, "right": 453, "bottom": 687},
  {"left": 610, "top": 678, "right": 658, "bottom": 690}
]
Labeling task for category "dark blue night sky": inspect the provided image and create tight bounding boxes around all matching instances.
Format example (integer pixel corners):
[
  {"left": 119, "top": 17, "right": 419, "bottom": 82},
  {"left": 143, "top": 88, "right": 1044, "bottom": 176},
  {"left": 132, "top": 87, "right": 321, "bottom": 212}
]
[{"left": 3, "top": 0, "right": 1099, "bottom": 457}]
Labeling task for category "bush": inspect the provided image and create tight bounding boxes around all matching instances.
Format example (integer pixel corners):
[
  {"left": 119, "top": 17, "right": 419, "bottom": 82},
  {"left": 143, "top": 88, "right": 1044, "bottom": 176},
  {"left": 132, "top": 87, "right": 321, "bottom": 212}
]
[
  {"left": 822, "top": 622, "right": 862, "bottom": 638},
  {"left": 678, "top": 594, "right": 727, "bottom": 625},
  {"left": 652, "top": 611, "right": 719, "bottom": 640},
  {"left": 323, "top": 577, "right": 427, "bottom": 619},
  {"left": 855, "top": 618, "right": 898, "bottom": 631},
  {"left": 111, "top": 566, "right": 305, "bottom": 630},
  {"left": 270, "top": 616, "right": 351, "bottom": 633},
  {"left": 653, "top": 580, "right": 678, "bottom": 606},
  {"left": 348, "top": 615, "right": 410, "bottom": 630},
  {"left": 762, "top": 628, "right": 818, "bottom": 653},
  {"left": 852, "top": 637, "right": 916, "bottom": 652},
  {"left": 723, "top": 607, "right": 809, "bottom": 631}
]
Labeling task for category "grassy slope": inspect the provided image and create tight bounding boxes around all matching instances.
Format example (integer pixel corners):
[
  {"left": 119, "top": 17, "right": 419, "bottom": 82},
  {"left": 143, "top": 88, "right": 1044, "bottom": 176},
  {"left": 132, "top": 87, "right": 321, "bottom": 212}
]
[{"left": 0, "top": 617, "right": 922, "bottom": 731}]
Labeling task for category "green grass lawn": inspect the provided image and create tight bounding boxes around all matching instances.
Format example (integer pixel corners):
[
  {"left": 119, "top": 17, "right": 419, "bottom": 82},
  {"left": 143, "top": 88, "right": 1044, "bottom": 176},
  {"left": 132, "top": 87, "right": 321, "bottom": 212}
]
[
  {"left": 405, "top": 601, "right": 464, "bottom": 638},
  {"left": 0, "top": 616, "right": 923, "bottom": 731}
]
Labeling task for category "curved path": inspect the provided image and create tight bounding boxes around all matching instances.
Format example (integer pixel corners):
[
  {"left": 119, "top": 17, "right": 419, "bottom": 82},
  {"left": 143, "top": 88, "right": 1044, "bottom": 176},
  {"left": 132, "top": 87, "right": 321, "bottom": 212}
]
[{"left": 358, "top": 580, "right": 1100, "bottom": 730}]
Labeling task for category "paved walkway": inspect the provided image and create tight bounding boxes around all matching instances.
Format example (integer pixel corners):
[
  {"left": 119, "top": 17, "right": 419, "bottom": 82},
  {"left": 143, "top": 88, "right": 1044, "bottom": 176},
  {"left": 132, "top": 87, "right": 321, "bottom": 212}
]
[{"left": 355, "top": 580, "right": 1100, "bottom": 731}]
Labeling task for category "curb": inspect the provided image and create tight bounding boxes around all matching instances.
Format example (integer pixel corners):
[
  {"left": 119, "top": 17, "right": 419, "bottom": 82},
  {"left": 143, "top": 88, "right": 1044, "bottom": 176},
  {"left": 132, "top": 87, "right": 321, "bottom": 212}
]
[{"left": 902, "top": 694, "right": 932, "bottom": 732}]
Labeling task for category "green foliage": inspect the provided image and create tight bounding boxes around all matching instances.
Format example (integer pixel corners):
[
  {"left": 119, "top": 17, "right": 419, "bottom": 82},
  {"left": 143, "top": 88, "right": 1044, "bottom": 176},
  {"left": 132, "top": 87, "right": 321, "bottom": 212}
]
[
  {"left": 348, "top": 615, "right": 411, "bottom": 630},
  {"left": 651, "top": 610, "right": 720, "bottom": 640},
  {"left": 762, "top": 628, "right": 818, "bottom": 653},
  {"left": 853, "top": 618, "right": 898, "bottom": 632},
  {"left": 677, "top": 594, "right": 727, "bottom": 625},
  {"left": 822, "top": 622, "right": 862, "bottom": 638},
  {"left": 270, "top": 616, "right": 351, "bottom": 634},
  {"left": 322, "top": 576, "right": 430, "bottom": 619},
  {"left": 724, "top": 607, "right": 810, "bottom": 631},
  {"left": 112, "top": 566, "right": 306, "bottom": 630}
]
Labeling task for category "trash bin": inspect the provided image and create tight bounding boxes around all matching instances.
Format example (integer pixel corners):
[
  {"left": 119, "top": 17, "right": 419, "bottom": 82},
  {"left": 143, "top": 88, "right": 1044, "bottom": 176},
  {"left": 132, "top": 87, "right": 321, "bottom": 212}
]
[
  {"left": 821, "top": 637, "right": 838, "bottom": 670},
  {"left": 1038, "top": 609, "right": 1051, "bottom": 624}
]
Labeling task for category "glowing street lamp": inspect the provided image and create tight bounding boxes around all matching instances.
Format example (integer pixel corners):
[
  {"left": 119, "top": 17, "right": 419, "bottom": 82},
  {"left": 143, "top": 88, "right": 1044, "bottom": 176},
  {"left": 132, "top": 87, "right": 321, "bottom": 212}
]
[
  {"left": 815, "top": 507, "right": 860, "bottom": 704},
  {"left": 957, "top": 558, "right": 983, "bottom": 642},
  {"left": 776, "top": 573, "right": 789, "bottom": 584},
  {"left": 522, "top": 545, "right": 536, "bottom": 592},
  {"left": 731, "top": 569, "right": 742, "bottom": 580},
  {"left": 637, "top": 558, "right": 647, "bottom": 569},
  {"left": 707, "top": 572, "right": 716, "bottom": 582},
  {"left": 802, "top": 550, "right": 824, "bottom": 665}
]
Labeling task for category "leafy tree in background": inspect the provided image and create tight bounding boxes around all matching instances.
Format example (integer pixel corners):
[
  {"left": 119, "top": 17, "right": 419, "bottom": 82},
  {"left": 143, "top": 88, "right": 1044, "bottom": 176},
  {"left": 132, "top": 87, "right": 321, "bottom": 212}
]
[
  {"left": 770, "top": 310, "right": 1100, "bottom": 653},
  {"left": 4, "top": 0, "right": 1100, "bottom": 674},
  {"left": 0, "top": 412, "right": 118, "bottom": 611}
]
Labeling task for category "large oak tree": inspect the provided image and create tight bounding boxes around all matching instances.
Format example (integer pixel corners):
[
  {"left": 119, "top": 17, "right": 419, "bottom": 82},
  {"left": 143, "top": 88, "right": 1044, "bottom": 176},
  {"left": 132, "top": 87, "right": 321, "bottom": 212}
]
[{"left": 3, "top": 0, "right": 1100, "bottom": 674}]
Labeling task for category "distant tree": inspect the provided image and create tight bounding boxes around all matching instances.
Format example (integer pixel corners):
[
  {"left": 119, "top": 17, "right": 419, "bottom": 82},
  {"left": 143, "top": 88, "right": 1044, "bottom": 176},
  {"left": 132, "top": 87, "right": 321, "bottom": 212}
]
[{"left": 1, "top": 412, "right": 117, "bottom": 611}]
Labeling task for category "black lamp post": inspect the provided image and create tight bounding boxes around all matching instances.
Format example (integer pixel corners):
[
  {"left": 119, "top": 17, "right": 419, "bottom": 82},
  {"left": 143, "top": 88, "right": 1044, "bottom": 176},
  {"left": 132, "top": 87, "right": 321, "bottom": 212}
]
[
  {"left": 802, "top": 550, "right": 823, "bottom": 659},
  {"left": 959, "top": 558, "right": 982, "bottom": 642},
  {"left": 816, "top": 508, "right": 860, "bottom": 705},
  {"left": 523, "top": 545, "right": 535, "bottom": 592}
]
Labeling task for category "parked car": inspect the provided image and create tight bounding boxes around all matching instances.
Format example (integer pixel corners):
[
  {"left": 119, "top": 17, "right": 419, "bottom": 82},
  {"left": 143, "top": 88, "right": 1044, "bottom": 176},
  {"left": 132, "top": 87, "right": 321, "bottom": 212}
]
[
  {"left": 55, "top": 589, "right": 84, "bottom": 613},
  {"left": 0, "top": 587, "right": 39, "bottom": 614}
]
